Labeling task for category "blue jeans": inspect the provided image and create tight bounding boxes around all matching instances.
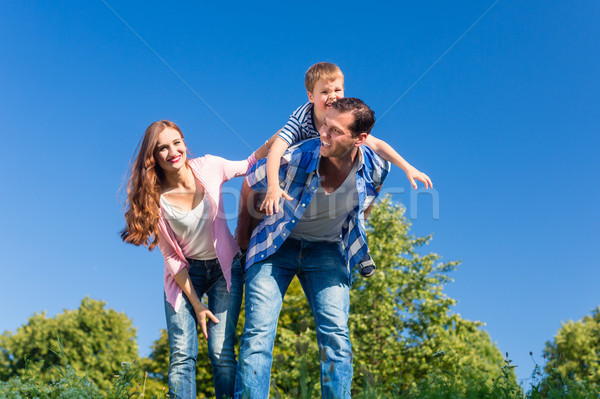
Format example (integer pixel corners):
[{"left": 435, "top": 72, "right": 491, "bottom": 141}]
[
  {"left": 234, "top": 238, "right": 352, "bottom": 398},
  {"left": 165, "top": 257, "right": 244, "bottom": 399}
]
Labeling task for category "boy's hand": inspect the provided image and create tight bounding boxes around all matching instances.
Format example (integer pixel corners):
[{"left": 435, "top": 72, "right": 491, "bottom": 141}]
[
  {"left": 260, "top": 186, "right": 293, "bottom": 216},
  {"left": 192, "top": 301, "right": 219, "bottom": 340},
  {"left": 406, "top": 167, "right": 433, "bottom": 190}
]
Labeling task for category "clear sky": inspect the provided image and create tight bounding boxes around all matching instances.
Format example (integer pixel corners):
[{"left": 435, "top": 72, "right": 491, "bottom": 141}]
[{"left": 1, "top": 0, "right": 598, "bottom": 386}]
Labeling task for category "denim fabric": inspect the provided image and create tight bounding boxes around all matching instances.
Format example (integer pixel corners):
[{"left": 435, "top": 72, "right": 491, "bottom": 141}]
[
  {"left": 165, "top": 257, "right": 244, "bottom": 399},
  {"left": 234, "top": 238, "right": 352, "bottom": 399}
]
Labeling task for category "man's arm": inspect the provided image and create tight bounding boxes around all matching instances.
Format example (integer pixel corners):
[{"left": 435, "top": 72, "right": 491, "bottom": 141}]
[{"left": 235, "top": 178, "right": 263, "bottom": 250}]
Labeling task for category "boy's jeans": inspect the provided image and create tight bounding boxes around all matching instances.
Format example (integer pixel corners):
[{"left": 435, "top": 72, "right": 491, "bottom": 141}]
[
  {"left": 234, "top": 238, "right": 352, "bottom": 399},
  {"left": 164, "top": 257, "right": 243, "bottom": 399}
]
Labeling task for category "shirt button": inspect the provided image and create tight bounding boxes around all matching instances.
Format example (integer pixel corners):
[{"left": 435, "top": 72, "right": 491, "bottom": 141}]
[
  {"left": 283, "top": 233, "right": 287, "bottom": 237},
  {"left": 274, "top": 245, "right": 277, "bottom": 249},
  {"left": 261, "top": 254, "right": 264, "bottom": 258},
  {"left": 301, "top": 203, "right": 306, "bottom": 207},
  {"left": 292, "top": 220, "right": 296, "bottom": 223}
]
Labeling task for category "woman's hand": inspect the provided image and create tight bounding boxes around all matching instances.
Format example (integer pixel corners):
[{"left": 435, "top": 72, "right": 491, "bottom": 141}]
[
  {"left": 192, "top": 301, "right": 219, "bottom": 340},
  {"left": 260, "top": 186, "right": 292, "bottom": 216}
]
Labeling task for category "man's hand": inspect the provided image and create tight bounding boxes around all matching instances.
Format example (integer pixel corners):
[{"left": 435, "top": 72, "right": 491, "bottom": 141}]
[
  {"left": 405, "top": 166, "right": 433, "bottom": 190},
  {"left": 192, "top": 301, "right": 219, "bottom": 340},
  {"left": 260, "top": 186, "right": 293, "bottom": 216}
]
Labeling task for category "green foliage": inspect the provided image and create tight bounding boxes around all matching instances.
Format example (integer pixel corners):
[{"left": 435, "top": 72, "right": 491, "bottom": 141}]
[
  {"left": 349, "top": 196, "right": 514, "bottom": 394},
  {"left": 0, "top": 354, "right": 165, "bottom": 399},
  {"left": 541, "top": 306, "right": 600, "bottom": 391},
  {"left": 0, "top": 297, "right": 138, "bottom": 390}
]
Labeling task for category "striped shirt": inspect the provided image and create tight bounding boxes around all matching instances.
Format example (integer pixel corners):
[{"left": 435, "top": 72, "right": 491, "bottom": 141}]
[
  {"left": 278, "top": 102, "right": 320, "bottom": 145},
  {"left": 245, "top": 138, "right": 391, "bottom": 271}
]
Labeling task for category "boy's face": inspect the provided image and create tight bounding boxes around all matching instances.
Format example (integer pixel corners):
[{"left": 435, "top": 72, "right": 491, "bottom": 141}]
[{"left": 308, "top": 77, "right": 344, "bottom": 118}]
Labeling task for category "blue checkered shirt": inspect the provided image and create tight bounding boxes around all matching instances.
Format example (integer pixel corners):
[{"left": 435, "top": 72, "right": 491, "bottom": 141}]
[{"left": 245, "top": 138, "right": 390, "bottom": 271}]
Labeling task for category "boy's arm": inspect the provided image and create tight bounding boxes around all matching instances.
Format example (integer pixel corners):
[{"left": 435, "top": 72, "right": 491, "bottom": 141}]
[
  {"left": 261, "top": 137, "right": 293, "bottom": 216},
  {"left": 365, "top": 135, "right": 433, "bottom": 190}
]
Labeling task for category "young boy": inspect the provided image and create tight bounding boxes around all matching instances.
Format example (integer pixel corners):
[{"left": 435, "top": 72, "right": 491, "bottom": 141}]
[{"left": 244, "top": 62, "right": 432, "bottom": 277}]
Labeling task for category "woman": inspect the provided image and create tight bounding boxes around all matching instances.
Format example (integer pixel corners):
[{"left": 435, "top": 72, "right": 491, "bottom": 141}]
[{"left": 121, "top": 120, "right": 260, "bottom": 399}]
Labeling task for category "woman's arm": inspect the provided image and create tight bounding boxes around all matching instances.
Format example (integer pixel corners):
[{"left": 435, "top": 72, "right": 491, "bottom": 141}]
[
  {"left": 252, "top": 129, "right": 282, "bottom": 160},
  {"left": 173, "top": 267, "right": 219, "bottom": 340}
]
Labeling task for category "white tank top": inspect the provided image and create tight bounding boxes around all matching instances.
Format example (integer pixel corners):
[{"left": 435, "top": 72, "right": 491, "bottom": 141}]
[{"left": 160, "top": 194, "right": 218, "bottom": 260}]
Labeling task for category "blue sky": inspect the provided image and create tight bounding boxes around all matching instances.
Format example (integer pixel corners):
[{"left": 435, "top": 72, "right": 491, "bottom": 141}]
[{"left": 1, "top": 0, "right": 598, "bottom": 386}]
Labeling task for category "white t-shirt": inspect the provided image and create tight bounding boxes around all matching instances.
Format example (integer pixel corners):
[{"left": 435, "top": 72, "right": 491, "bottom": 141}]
[{"left": 160, "top": 194, "right": 217, "bottom": 260}]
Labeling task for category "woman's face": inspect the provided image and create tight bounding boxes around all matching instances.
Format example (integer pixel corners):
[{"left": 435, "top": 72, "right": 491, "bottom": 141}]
[{"left": 154, "top": 127, "right": 187, "bottom": 172}]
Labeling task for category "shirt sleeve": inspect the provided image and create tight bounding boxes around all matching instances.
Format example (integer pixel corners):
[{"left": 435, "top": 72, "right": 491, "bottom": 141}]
[
  {"left": 246, "top": 148, "right": 293, "bottom": 192},
  {"left": 245, "top": 158, "right": 268, "bottom": 192},
  {"left": 206, "top": 154, "right": 257, "bottom": 182},
  {"left": 157, "top": 218, "right": 188, "bottom": 277},
  {"left": 278, "top": 104, "right": 309, "bottom": 145}
]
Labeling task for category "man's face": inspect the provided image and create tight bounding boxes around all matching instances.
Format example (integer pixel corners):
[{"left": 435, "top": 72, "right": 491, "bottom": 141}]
[{"left": 319, "top": 109, "right": 362, "bottom": 159}]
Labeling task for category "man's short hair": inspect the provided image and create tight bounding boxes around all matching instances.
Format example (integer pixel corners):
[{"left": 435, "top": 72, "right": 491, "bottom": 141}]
[
  {"left": 304, "top": 62, "right": 344, "bottom": 93},
  {"left": 331, "top": 97, "right": 375, "bottom": 136}
]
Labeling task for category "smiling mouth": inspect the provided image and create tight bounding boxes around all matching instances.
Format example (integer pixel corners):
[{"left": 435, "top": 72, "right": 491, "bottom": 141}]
[
  {"left": 322, "top": 142, "right": 331, "bottom": 148},
  {"left": 168, "top": 155, "right": 181, "bottom": 163}
]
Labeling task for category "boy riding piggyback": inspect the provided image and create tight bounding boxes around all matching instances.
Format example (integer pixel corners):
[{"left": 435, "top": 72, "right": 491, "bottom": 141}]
[{"left": 252, "top": 62, "right": 433, "bottom": 277}]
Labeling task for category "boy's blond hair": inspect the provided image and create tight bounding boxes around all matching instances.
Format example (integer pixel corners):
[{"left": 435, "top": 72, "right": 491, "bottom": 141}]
[{"left": 304, "top": 62, "right": 344, "bottom": 93}]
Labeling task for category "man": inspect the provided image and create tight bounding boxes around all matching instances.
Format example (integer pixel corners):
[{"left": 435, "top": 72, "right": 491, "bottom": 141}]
[{"left": 234, "top": 98, "right": 390, "bottom": 398}]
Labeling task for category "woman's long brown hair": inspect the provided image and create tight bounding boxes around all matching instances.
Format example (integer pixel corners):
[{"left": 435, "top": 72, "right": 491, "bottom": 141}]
[{"left": 121, "top": 120, "right": 184, "bottom": 250}]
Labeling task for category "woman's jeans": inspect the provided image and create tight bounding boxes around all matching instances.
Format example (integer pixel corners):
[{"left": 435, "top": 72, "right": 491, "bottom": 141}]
[
  {"left": 234, "top": 238, "right": 352, "bottom": 399},
  {"left": 164, "top": 257, "right": 243, "bottom": 399}
]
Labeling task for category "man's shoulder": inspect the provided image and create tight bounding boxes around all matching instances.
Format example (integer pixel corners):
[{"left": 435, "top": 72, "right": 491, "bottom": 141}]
[
  {"left": 283, "top": 138, "right": 320, "bottom": 173},
  {"left": 360, "top": 145, "right": 391, "bottom": 183},
  {"left": 290, "top": 137, "right": 320, "bottom": 152}
]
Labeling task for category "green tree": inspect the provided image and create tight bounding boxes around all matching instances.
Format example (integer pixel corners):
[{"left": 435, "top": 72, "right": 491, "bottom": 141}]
[
  {"left": 543, "top": 306, "right": 600, "bottom": 385},
  {"left": 0, "top": 297, "right": 138, "bottom": 390},
  {"left": 349, "top": 196, "right": 514, "bottom": 394}
]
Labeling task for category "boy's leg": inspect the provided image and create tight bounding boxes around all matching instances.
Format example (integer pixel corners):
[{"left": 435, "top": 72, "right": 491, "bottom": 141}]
[
  {"left": 358, "top": 252, "right": 376, "bottom": 277},
  {"left": 297, "top": 241, "right": 353, "bottom": 399},
  {"left": 234, "top": 240, "right": 300, "bottom": 398}
]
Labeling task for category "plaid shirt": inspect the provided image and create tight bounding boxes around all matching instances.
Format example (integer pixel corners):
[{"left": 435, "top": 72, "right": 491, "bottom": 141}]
[{"left": 245, "top": 138, "right": 390, "bottom": 270}]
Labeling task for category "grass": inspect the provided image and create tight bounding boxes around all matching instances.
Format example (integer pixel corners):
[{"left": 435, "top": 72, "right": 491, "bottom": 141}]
[{"left": 1, "top": 349, "right": 599, "bottom": 398}]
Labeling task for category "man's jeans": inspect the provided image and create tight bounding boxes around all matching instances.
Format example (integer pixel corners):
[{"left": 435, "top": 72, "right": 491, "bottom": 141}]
[
  {"left": 234, "top": 238, "right": 352, "bottom": 398},
  {"left": 164, "top": 257, "right": 243, "bottom": 399}
]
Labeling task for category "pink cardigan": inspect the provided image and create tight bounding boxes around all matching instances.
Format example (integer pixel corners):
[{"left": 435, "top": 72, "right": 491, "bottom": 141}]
[{"left": 157, "top": 154, "right": 256, "bottom": 312}]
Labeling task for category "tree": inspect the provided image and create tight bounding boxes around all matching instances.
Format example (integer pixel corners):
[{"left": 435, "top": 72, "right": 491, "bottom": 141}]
[
  {"left": 543, "top": 306, "right": 600, "bottom": 384},
  {"left": 349, "top": 196, "right": 513, "bottom": 394},
  {"left": 0, "top": 297, "right": 138, "bottom": 390}
]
